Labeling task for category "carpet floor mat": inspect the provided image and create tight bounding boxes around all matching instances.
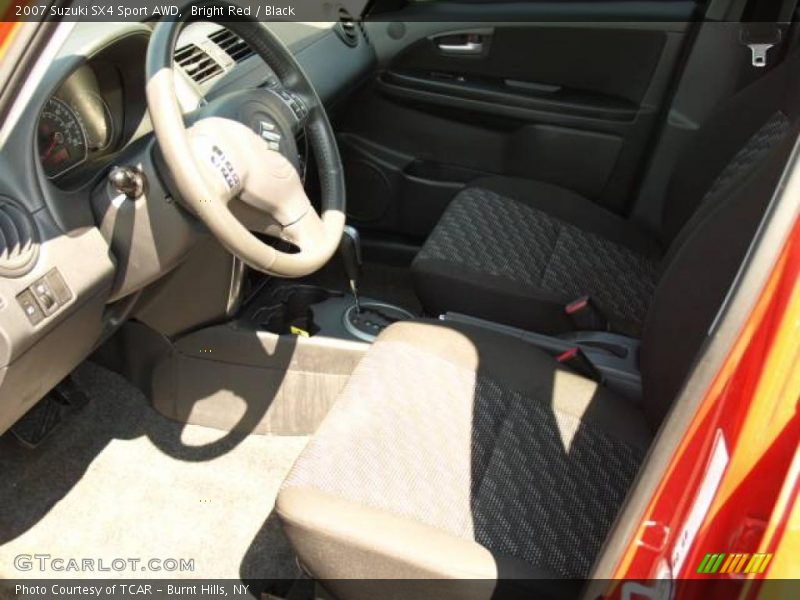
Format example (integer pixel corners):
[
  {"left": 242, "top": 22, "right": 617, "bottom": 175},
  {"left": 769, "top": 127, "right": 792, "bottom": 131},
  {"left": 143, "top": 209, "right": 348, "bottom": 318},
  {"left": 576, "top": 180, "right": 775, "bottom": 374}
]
[{"left": 0, "top": 362, "right": 308, "bottom": 584}]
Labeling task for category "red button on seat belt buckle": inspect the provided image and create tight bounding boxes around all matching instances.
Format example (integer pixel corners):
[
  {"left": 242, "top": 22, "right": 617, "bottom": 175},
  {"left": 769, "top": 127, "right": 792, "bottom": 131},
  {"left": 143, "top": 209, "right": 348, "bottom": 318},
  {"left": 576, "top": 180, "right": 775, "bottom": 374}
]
[
  {"left": 564, "top": 295, "right": 608, "bottom": 331},
  {"left": 556, "top": 346, "right": 602, "bottom": 382},
  {"left": 556, "top": 347, "right": 580, "bottom": 363},
  {"left": 565, "top": 296, "right": 589, "bottom": 315}
]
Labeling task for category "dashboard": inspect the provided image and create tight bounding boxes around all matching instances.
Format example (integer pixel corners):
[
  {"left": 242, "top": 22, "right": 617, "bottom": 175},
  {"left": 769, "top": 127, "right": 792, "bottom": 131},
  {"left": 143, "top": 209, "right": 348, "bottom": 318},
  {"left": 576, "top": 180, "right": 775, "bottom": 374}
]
[
  {"left": 0, "top": 18, "right": 376, "bottom": 433},
  {"left": 34, "top": 21, "right": 367, "bottom": 188}
]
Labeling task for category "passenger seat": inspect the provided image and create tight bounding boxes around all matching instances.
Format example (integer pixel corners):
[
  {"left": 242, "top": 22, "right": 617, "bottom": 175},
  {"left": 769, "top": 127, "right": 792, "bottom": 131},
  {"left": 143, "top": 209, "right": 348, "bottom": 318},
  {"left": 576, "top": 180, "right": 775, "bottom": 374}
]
[{"left": 411, "top": 52, "right": 799, "bottom": 337}]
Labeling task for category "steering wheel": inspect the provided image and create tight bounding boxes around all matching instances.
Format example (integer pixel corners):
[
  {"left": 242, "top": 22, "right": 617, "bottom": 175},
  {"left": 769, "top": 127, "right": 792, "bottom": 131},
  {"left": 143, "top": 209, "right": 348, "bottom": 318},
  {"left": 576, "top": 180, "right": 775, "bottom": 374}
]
[{"left": 145, "top": 6, "right": 345, "bottom": 277}]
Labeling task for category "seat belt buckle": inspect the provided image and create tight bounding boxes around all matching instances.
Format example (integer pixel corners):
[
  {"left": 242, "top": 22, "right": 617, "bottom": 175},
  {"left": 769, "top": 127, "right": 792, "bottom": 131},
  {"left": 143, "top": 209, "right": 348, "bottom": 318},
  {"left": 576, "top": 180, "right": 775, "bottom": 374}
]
[
  {"left": 565, "top": 295, "right": 608, "bottom": 331},
  {"left": 740, "top": 26, "right": 782, "bottom": 68},
  {"left": 555, "top": 347, "right": 603, "bottom": 382}
]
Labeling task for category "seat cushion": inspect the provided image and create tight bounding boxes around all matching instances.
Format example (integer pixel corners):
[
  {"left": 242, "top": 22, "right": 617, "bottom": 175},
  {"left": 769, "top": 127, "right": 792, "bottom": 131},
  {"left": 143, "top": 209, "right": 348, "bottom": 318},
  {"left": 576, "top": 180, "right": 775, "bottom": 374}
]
[
  {"left": 411, "top": 178, "right": 662, "bottom": 336},
  {"left": 277, "top": 321, "right": 651, "bottom": 596}
]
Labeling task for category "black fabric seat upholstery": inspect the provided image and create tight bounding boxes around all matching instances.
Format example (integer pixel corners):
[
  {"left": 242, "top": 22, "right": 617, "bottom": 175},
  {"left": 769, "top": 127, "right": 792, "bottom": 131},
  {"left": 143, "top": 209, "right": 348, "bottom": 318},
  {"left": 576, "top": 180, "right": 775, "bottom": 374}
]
[
  {"left": 412, "top": 59, "right": 797, "bottom": 336},
  {"left": 413, "top": 178, "right": 662, "bottom": 336},
  {"left": 279, "top": 320, "right": 650, "bottom": 588}
]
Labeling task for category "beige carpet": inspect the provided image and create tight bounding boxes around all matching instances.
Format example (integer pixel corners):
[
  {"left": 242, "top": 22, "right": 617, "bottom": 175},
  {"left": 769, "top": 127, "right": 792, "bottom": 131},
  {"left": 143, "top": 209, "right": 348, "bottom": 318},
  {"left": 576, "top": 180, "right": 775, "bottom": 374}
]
[{"left": 0, "top": 362, "right": 308, "bottom": 582}]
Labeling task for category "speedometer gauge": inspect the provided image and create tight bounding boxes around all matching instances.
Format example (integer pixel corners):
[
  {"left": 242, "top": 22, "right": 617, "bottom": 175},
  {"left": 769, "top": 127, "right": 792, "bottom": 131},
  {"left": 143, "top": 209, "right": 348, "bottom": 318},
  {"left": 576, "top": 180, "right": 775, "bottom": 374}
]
[
  {"left": 37, "top": 97, "right": 88, "bottom": 178},
  {"left": 72, "top": 92, "right": 113, "bottom": 151}
]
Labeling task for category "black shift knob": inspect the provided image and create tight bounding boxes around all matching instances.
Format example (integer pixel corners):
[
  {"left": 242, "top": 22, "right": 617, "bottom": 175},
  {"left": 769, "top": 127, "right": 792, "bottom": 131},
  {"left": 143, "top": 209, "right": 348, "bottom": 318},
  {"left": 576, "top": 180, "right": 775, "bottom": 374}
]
[
  {"left": 340, "top": 225, "right": 362, "bottom": 285},
  {"left": 340, "top": 225, "right": 363, "bottom": 311}
]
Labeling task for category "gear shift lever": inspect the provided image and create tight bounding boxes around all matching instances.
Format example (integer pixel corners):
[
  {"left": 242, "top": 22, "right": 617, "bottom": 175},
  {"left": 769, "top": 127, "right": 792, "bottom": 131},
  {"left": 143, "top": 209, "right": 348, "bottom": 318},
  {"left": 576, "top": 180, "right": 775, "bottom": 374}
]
[
  {"left": 340, "top": 225, "right": 363, "bottom": 313},
  {"left": 339, "top": 225, "right": 414, "bottom": 342}
]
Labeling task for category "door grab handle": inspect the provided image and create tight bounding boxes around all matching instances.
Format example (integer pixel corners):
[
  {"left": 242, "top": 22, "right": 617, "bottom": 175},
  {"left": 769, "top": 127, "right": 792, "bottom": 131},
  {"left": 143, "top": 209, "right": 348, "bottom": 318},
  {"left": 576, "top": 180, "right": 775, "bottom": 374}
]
[{"left": 437, "top": 40, "right": 484, "bottom": 55}]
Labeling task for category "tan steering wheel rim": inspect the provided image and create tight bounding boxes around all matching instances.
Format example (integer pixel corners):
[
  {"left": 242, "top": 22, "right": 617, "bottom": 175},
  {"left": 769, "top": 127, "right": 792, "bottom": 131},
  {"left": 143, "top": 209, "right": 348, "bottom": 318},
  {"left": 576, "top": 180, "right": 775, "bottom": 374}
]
[{"left": 145, "top": 11, "right": 345, "bottom": 278}]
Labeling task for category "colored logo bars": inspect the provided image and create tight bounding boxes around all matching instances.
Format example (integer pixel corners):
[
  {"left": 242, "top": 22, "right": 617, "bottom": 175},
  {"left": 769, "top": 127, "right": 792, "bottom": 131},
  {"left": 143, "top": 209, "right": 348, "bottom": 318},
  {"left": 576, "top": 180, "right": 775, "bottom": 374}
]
[{"left": 696, "top": 552, "right": 773, "bottom": 575}]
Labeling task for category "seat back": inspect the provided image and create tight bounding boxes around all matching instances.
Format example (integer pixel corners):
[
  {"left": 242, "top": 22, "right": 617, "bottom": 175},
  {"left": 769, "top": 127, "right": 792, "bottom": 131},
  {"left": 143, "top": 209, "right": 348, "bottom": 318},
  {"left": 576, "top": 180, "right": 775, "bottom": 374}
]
[
  {"left": 658, "top": 54, "right": 796, "bottom": 246},
  {"left": 639, "top": 53, "right": 800, "bottom": 430}
]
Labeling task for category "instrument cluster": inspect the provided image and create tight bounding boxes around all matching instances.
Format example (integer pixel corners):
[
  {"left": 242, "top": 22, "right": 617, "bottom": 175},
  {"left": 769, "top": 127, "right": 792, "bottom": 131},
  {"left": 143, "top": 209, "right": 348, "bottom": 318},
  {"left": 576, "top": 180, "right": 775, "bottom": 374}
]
[{"left": 36, "top": 60, "right": 131, "bottom": 182}]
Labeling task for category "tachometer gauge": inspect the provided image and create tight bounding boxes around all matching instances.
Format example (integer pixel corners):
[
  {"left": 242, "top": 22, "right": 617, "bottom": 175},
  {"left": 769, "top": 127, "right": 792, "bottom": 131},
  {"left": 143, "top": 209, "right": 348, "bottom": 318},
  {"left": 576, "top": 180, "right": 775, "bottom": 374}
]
[{"left": 37, "top": 97, "right": 88, "bottom": 178}]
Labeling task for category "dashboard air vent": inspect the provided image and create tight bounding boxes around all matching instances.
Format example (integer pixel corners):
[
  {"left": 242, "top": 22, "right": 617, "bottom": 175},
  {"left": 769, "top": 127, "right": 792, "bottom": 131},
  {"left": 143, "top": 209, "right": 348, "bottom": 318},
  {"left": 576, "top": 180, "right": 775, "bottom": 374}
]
[
  {"left": 0, "top": 198, "right": 37, "bottom": 278},
  {"left": 209, "top": 28, "right": 255, "bottom": 63},
  {"left": 174, "top": 44, "right": 223, "bottom": 84},
  {"left": 335, "top": 6, "right": 359, "bottom": 47}
]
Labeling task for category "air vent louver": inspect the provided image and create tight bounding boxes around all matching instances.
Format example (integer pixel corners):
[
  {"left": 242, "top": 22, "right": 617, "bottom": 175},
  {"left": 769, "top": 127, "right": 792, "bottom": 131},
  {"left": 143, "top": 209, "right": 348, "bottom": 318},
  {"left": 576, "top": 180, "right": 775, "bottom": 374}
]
[
  {"left": 209, "top": 28, "right": 255, "bottom": 63},
  {"left": 0, "top": 199, "right": 37, "bottom": 278},
  {"left": 174, "top": 44, "right": 223, "bottom": 84},
  {"left": 335, "top": 6, "right": 359, "bottom": 47}
]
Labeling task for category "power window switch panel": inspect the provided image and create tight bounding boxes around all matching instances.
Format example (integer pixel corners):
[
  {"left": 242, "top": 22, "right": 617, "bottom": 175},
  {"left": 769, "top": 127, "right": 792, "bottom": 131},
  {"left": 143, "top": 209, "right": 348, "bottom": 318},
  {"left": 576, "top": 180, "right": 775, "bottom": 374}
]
[
  {"left": 17, "top": 290, "right": 44, "bottom": 325},
  {"left": 30, "top": 268, "right": 72, "bottom": 316}
]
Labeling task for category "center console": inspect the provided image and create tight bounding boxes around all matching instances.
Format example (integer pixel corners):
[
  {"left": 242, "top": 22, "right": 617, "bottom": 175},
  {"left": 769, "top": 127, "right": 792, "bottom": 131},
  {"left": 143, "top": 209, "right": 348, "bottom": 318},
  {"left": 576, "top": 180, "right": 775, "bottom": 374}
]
[
  {"left": 240, "top": 284, "right": 415, "bottom": 343},
  {"left": 238, "top": 224, "right": 415, "bottom": 343},
  {"left": 147, "top": 226, "right": 417, "bottom": 436}
]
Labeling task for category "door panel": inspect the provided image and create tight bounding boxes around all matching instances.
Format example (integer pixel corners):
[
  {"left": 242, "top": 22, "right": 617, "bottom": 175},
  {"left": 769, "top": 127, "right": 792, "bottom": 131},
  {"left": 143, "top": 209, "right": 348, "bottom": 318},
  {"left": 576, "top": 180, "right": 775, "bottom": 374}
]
[{"left": 338, "top": 2, "right": 697, "bottom": 238}]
